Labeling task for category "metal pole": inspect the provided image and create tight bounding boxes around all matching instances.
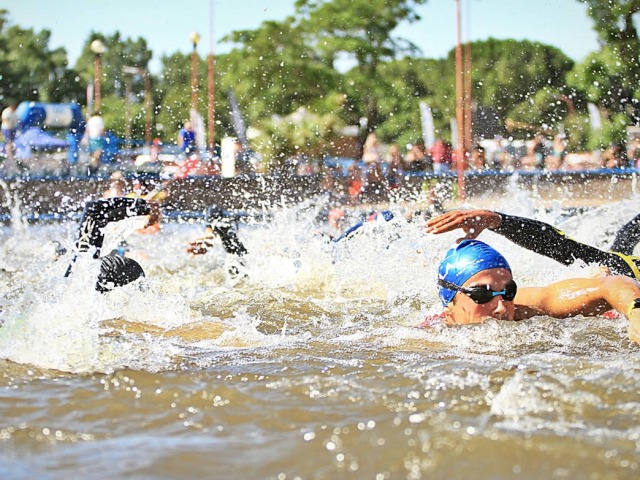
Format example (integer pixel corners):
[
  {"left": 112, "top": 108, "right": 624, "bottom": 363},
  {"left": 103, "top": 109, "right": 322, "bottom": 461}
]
[
  {"left": 94, "top": 53, "right": 102, "bottom": 113},
  {"left": 208, "top": 0, "right": 216, "bottom": 153},
  {"left": 124, "top": 74, "right": 132, "bottom": 146},
  {"left": 464, "top": 40, "right": 472, "bottom": 156},
  {"left": 191, "top": 43, "right": 199, "bottom": 111},
  {"left": 455, "top": 0, "right": 465, "bottom": 201},
  {"left": 144, "top": 71, "right": 151, "bottom": 146}
]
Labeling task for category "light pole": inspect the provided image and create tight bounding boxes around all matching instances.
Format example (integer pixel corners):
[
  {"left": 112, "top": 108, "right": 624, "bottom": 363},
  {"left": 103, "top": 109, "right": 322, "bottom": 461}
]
[
  {"left": 190, "top": 32, "right": 201, "bottom": 112},
  {"left": 208, "top": 0, "right": 216, "bottom": 154},
  {"left": 90, "top": 39, "right": 106, "bottom": 114},
  {"left": 454, "top": 0, "right": 469, "bottom": 201}
]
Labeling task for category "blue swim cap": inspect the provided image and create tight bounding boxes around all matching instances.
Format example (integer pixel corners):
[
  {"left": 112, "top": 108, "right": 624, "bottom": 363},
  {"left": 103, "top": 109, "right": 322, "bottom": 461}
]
[{"left": 437, "top": 239, "right": 511, "bottom": 306}]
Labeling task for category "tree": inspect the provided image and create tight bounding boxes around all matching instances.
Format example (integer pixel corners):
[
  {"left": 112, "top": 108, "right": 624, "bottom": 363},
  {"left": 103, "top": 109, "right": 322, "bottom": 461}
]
[
  {"left": 577, "top": 0, "right": 640, "bottom": 122},
  {"left": 75, "top": 32, "right": 153, "bottom": 99},
  {"left": 74, "top": 32, "right": 154, "bottom": 139},
  {"left": 220, "top": 17, "right": 340, "bottom": 123},
  {"left": 0, "top": 9, "right": 83, "bottom": 104},
  {"left": 295, "top": 0, "right": 427, "bottom": 139}
]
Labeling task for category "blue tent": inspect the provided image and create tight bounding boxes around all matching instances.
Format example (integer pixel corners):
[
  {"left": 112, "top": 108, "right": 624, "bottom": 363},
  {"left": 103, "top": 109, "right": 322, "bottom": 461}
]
[
  {"left": 15, "top": 127, "right": 68, "bottom": 150},
  {"left": 14, "top": 127, "right": 68, "bottom": 158}
]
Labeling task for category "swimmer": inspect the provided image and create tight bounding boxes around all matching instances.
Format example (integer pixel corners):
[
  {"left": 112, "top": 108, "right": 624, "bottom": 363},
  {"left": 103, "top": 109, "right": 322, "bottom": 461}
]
[
  {"left": 332, "top": 210, "right": 395, "bottom": 242},
  {"left": 186, "top": 206, "right": 248, "bottom": 257},
  {"left": 426, "top": 209, "right": 640, "bottom": 280},
  {"left": 64, "top": 197, "right": 160, "bottom": 292},
  {"left": 427, "top": 239, "right": 640, "bottom": 343}
]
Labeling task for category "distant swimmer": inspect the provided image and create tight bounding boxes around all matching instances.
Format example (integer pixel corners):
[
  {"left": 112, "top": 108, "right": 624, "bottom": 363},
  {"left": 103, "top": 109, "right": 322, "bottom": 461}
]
[
  {"left": 426, "top": 209, "right": 640, "bottom": 280},
  {"left": 332, "top": 210, "right": 395, "bottom": 243},
  {"left": 186, "top": 206, "right": 248, "bottom": 257},
  {"left": 423, "top": 239, "right": 640, "bottom": 343},
  {"left": 64, "top": 197, "right": 160, "bottom": 292}
]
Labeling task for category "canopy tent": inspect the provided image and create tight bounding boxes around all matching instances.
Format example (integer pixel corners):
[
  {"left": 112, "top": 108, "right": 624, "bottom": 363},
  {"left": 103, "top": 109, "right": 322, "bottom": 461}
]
[{"left": 14, "top": 127, "right": 68, "bottom": 158}]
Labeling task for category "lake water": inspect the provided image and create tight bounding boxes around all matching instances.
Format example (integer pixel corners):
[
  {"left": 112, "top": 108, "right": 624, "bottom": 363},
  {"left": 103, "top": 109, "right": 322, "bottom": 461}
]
[{"left": 1, "top": 191, "right": 640, "bottom": 479}]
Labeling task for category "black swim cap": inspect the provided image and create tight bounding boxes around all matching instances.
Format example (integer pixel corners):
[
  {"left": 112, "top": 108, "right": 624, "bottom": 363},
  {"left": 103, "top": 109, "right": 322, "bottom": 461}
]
[{"left": 96, "top": 253, "right": 145, "bottom": 293}]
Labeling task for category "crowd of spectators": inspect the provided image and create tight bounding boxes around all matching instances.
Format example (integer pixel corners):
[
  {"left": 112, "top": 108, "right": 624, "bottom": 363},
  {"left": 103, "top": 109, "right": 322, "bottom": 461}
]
[{"left": 311, "top": 131, "right": 640, "bottom": 206}]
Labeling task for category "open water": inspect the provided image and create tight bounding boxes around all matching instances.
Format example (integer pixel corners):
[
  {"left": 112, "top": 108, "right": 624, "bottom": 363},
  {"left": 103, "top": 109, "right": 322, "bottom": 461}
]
[{"left": 1, "top": 188, "right": 640, "bottom": 479}]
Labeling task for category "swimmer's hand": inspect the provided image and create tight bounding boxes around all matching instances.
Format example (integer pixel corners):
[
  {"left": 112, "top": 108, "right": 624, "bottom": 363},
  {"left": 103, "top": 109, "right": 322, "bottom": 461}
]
[
  {"left": 628, "top": 309, "right": 640, "bottom": 344},
  {"left": 144, "top": 201, "right": 162, "bottom": 228},
  {"left": 425, "top": 209, "right": 502, "bottom": 243},
  {"left": 186, "top": 238, "right": 212, "bottom": 255}
]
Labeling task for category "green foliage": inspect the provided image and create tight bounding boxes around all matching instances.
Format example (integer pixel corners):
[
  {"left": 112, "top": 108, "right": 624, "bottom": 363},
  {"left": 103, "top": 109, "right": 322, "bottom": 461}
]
[
  {"left": 74, "top": 31, "right": 153, "bottom": 100},
  {"left": 576, "top": 0, "right": 640, "bottom": 123},
  {"left": 220, "top": 17, "right": 340, "bottom": 123},
  {"left": 251, "top": 107, "right": 343, "bottom": 169},
  {"left": 3, "top": 1, "right": 640, "bottom": 162},
  {"left": 0, "top": 9, "right": 84, "bottom": 104},
  {"left": 587, "top": 112, "right": 630, "bottom": 150},
  {"left": 295, "top": 0, "right": 427, "bottom": 135}
]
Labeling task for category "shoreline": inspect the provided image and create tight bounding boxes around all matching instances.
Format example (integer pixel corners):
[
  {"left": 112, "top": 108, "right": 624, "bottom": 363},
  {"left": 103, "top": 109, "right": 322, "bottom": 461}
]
[{"left": 0, "top": 169, "right": 638, "bottom": 223}]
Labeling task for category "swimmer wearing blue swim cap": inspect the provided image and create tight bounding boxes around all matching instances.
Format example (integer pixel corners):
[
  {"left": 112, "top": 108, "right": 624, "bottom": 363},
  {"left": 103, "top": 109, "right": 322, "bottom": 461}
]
[
  {"left": 430, "top": 238, "right": 640, "bottom": 339},
  {"left": 437, "top": 239, "right": 516, "bottom": 324}
]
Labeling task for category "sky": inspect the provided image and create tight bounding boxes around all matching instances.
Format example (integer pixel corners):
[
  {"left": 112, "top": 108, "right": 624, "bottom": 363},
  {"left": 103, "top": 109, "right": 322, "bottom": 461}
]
[{"left": 2, "top": 0, "right": 602, "bottom": 73}]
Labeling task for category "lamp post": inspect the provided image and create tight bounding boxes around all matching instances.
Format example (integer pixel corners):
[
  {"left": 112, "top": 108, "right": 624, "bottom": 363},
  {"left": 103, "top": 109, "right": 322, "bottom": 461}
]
[
  {"left": 90, "top": 39, "right": 106, "bottom": 114},
  {"left": 208, "top": 0, "right": 216, "bottom": 154},
  {"left": 123, "top": 66, "right": 152, "bottom": 146},
  {"left": 190, "top": 32, "right": 201, "bottom": 112},
  {"left": 454, "top": 0, "right": 469, "bottom": 202}
]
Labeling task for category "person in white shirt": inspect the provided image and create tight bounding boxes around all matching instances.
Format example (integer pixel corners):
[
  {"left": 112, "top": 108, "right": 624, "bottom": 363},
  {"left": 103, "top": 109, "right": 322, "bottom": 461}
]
[{"left": 86, "top": 112, "right": 106, "bottom": 174}]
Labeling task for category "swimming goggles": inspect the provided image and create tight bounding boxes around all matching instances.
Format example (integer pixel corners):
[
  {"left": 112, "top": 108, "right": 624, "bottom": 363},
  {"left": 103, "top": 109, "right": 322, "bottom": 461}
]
[{"left": 438, "top": 279, "right": 518, "bottom": 304}]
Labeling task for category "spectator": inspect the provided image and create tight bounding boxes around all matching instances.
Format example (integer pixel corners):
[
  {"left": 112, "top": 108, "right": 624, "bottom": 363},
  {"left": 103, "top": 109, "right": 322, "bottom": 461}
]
[
  {"left": 385, "top": 143, "right": 404, "bottom": 189},
  {"left": 1, "top": 102, "right": 18, "bottom": 162},
  {"left": 545, "top": 134, "right": 567, "bottom": 170},
  {"left": 602, "top": 142, "right": 626, "bottom": 169},
  {"left": 521, "top": 133, "right": 548, "bottom": 170},
  {"left": 102, "top": 171, "right": 127, "bottom": 198},
  {"left": 627, "top": 137, "right": 640, "bottom": 168},
  {"left": 362, "top": 132, "right": 381, "bottom": 164},
  {"left": 86, "top": 111, "right": 106, "bottom": 175},
  {"left": 430, "top": 138, "right": 453, "bottom": 173},
  {"left": 178, "top": 121, "right": 197, "bottom": 157},
  {"left": 405, "top": 139, "right": 432, "bottom": 172},
  {"left": 347, "top": 163, "right": 363, "bottom": 204},
  {"left": 470, "top": 145, "right": 487, "bottom": 171}
]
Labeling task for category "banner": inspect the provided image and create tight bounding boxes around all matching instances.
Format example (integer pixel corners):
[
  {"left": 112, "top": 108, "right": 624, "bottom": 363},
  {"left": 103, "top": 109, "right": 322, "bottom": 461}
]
[
  {"left": 450, "top": 118, "right": 458, "bottom": 149},
  {"left": 190, "top": 108, "right": 206, "bottom": 150},
  {"left": 587, "top": 103, "right": 602, "bottom": 131},
  {"left": 227, "top": 88, "right": 248, "bottom": 147},
  {"left": 419, "top": 101, "right": 435, "bottom": 149}
]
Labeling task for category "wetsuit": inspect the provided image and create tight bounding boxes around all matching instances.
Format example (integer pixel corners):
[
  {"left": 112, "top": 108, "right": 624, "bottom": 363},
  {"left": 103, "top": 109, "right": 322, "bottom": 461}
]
[
  {"left": 611, "top": 213, "right": 640, "bottom": 256},
  {"left": 205, "top": 206, "right": 248, "bottom": 257},
  {"left": 491, "top": 213, "right": 640, "bottom": 280},
  {"left": 64, "top": 197, "right": 152, "bottom": 291},
  {"left": 332, "top": 210, "right": 395, "bottom": 243}
]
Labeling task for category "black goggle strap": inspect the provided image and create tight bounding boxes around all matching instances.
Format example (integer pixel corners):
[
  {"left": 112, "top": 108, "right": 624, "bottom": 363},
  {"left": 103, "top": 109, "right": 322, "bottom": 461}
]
[{"left": 438, "top": 278, "right": 516, "bottom": 303}]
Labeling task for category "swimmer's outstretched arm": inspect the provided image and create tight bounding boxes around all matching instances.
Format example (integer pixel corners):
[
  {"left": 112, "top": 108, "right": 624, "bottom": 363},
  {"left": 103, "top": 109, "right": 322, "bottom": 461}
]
[
  {"left": 611, "top": 213, "right": 640, "bottom": 256},
  {"left": 65, "top": 197, "right": 159, "bottom": 276},
  {"left": 515, "top": 274, "right": 640, "bottom": 343},
  {"left": 426, "top": 209, "right": 639, "bottom": 279},
  {"left": 187, "top": 214, "right": 248, "bottom": 257}
]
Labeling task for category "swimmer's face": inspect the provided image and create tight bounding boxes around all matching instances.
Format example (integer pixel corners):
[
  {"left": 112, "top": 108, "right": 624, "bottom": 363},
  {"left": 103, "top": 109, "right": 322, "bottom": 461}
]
[{"left": 443, "top": 268, "right": 515, "bottom": 325}]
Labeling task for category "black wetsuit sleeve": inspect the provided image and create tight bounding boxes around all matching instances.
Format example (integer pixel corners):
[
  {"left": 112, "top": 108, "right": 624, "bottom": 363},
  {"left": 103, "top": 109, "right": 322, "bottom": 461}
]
[
  {"left": 75, "top": 197, "right": 152, "bottom": 255},
  {"left": 206, "top": 206, "right": 248, "bottom": 256},
  {"left": 210, "top": 223, "right": 248, "bottom": 256},
  {"left": 491, "top": 213, "right": 639, "bottom": 279},
  {"left": 64, "top": 197, "right": 152, "bottom": 278},
  {"left": 611, "top": 213, "right": 640, "bottom": 256}
]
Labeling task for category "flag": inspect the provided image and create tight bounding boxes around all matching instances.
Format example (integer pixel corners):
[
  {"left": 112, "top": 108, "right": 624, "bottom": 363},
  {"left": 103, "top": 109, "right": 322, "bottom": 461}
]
[
  {"left": 227, "top": 88, "right": 248, "bottom": 147},
  {"left": 419, "top": 101, "right": 435, "bottom": 149},
  {"left": 587, "top": 103, "right": 602, "bottom": 131},
  {"left": 190, "top": 108, "right": 206, "bottom": 150}
]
